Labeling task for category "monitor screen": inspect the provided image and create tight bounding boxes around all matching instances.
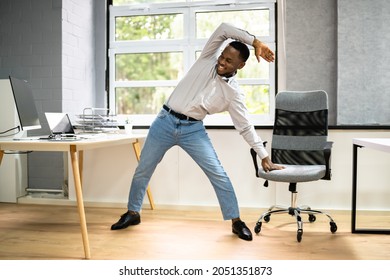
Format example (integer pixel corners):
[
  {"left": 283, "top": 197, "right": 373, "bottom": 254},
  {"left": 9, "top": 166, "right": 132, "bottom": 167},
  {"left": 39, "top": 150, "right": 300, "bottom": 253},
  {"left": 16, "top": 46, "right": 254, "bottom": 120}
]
[{"left": 9, "top": 76, "right": 41, "bottom": 131}]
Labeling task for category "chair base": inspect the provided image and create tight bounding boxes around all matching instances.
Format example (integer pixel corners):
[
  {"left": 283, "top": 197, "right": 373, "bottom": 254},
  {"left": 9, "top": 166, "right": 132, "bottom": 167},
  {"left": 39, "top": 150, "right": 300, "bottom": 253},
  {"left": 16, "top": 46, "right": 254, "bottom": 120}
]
[{"left": 254, "top": 204, "right": 338, "bottom": 242}]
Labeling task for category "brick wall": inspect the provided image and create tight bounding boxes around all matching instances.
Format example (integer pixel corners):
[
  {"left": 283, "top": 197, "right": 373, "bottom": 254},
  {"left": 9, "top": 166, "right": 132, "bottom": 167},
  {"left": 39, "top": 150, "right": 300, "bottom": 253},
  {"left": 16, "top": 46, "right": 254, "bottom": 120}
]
[{"left": 0, "top": 0, "right": 105, "bottom": 190}]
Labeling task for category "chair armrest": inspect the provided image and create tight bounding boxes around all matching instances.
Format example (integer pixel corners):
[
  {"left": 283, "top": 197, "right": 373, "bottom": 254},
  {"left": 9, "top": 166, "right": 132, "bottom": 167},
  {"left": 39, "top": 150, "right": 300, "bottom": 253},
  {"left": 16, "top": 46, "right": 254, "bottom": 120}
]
[
  {"left": 250, "top": 148, "right": 260, "bottom": 178},
  {"left": 322, "top": 141, "right": 333, "bottom": 180},
  {"left": 250, "top": 141, "right": 267, "bottom": 178}
]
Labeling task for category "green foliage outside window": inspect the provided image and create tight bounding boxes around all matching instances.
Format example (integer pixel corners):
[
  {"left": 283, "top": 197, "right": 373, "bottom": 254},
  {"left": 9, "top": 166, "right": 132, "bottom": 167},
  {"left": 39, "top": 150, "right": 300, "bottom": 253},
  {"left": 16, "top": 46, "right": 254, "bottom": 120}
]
[
  {"left": 115, "top": 53, "right": 183, "bottom": 81},
  {"left": 115, "top": 14, "right": 183, "bottom": 41},
  {"left": 116, "top": 87, "right": 174, "bottom": 114}
]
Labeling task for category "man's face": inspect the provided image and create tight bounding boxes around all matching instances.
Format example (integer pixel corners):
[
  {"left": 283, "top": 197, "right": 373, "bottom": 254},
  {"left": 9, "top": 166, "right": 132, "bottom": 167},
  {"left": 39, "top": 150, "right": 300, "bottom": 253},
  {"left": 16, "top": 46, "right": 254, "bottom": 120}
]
[{"left": 216, "top": 45, "right": 246, "bottom": 77}]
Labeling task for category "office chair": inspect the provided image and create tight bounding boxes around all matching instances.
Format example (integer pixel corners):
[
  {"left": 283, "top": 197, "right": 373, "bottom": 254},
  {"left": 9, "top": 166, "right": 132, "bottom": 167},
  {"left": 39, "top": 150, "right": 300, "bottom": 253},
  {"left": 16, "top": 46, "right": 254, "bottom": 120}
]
[{"left": 250, "top": 90, "right": 337, "bottom": 242}]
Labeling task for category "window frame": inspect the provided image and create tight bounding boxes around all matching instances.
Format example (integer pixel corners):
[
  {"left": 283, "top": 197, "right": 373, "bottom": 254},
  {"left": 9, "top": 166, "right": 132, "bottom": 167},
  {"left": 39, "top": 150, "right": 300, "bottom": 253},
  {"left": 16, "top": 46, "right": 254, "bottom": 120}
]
[{"left": 109, "top": 0, "right": 276, "bottom": 126}]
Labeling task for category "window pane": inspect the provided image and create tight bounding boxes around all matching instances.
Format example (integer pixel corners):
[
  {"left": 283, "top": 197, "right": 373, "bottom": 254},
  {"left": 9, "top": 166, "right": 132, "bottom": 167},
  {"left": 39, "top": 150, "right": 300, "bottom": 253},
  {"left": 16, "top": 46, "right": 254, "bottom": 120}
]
[
  {"left": 115, "top": 14, "right": 183, "bottom": 41},
  {"left": 116, "top": 87, "right": 174, "bottom": 114},
  {"left": 196, "top": 10, "right": 270, "bottom": 38},
  {"left": 238, "top": 50, "right": 269, "bottom": 79},
  {"left": 113, "top": 0, "right": 180, "bottom": 5},
  {"left": 241, "top": 85, "right": 270, "bottom": 115},
  {"left": 116, "top": 53, "right": 183, "bottom": 81}
]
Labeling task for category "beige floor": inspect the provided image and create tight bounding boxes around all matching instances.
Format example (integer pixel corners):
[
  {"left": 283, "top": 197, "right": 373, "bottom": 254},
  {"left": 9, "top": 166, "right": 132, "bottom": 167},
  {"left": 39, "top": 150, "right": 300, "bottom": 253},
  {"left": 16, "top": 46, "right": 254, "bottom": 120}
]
[{"left": 0, "top": 202, "right": 389, "bottom": 260}]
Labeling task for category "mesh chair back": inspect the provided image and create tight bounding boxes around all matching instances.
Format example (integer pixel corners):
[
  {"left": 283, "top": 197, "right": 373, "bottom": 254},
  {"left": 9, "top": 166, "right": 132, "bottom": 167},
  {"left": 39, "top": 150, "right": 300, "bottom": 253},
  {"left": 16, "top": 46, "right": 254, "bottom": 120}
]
[{"left": 271, "top": 90, "right": 328, "bottom": 165}]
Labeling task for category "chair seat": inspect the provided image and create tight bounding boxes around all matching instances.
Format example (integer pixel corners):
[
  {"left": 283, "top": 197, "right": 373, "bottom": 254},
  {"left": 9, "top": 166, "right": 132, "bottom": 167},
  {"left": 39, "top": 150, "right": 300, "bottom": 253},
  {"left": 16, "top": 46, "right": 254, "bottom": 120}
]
[{"left": 257, "top": 164, "right": 326, "bottom": 183}]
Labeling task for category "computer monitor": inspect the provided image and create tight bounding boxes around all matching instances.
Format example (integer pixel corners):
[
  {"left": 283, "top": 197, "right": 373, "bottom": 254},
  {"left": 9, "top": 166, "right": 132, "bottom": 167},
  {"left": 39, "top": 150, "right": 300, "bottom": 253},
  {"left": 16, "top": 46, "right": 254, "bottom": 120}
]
[{"left": 9, "top": 76, "right": 41, "bottom": 132}]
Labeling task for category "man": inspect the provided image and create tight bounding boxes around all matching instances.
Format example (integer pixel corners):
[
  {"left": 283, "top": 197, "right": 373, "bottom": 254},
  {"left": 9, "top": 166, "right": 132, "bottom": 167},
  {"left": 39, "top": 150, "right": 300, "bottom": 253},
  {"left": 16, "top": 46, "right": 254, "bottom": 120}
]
[{"left": 111, "top": 23, "right": 283, "bottom": 241}]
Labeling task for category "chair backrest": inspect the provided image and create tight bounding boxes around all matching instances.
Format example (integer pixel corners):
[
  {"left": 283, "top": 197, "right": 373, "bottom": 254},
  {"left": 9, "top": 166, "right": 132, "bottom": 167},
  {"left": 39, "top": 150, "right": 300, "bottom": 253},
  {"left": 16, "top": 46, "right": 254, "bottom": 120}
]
[{"left": 271, "top": 90, "right": 329, "bottom": 165}]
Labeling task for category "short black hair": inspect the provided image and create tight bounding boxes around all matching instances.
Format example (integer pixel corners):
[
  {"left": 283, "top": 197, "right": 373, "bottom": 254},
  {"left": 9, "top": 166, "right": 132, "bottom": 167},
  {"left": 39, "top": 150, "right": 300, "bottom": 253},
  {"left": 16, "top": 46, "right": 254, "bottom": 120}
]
[{"left": 229, "top": 41, "right": 250, "bottom": 62}]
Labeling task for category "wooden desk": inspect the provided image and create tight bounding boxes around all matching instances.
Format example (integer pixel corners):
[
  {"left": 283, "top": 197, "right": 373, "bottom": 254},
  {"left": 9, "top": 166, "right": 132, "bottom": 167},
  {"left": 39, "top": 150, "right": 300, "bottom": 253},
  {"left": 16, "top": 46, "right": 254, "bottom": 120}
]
[
  {"left": 0, "top": 133, "right": 152, "bottom": 259},
  {"left": 352, "top": 138, "right": 390, "bottom": 234}
]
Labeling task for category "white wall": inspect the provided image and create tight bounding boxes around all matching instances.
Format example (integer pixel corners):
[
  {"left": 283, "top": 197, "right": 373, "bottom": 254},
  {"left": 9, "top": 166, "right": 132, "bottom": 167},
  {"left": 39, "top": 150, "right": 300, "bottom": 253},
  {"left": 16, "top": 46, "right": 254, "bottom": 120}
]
[
  {"left": 61, "top": 0, "right": 97, "bottom": 116},
  {"left": 68, "top": 129, "right": 390, "bottom": 213}
]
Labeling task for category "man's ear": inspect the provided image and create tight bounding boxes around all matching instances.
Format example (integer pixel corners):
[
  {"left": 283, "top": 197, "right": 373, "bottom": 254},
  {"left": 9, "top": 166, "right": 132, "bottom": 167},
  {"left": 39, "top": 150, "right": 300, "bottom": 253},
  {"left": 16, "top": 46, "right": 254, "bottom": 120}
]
[{"left": 237, "top": 61, "right": 246, "bottom": 70}]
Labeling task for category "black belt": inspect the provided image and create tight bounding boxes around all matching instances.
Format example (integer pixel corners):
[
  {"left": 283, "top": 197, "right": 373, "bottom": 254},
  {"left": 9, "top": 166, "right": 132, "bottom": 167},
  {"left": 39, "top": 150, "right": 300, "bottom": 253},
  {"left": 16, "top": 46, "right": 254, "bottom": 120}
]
[{"left": 163, "top": 105, "right": 198, "bottom": 121}]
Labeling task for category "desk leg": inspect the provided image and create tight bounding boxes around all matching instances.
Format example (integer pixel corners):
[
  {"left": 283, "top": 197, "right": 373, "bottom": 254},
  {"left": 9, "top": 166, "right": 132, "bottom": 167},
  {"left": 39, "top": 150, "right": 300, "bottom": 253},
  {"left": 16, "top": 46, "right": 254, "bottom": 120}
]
[
  {"left": 351, "top": 144, "right": 359, "bottom": 233},
  {"left": 351, "top": 143, "right": 390, "bottom": 234},
  {"left": 70, "top": 145, "right": 91, "bottom": 259},
  {"left": 0, "top": 150, "right": 4, "bottom": 165},
  {"left": 79, "top": 150, "right": 84, "bottom": 185},
  {"left": 132, "top": 139, "right": 155, "bottom": 210}
]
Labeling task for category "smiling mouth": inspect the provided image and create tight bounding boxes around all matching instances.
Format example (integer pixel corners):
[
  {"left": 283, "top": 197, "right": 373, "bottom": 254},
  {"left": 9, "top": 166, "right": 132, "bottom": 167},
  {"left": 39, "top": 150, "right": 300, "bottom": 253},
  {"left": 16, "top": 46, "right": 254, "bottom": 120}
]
[{"left": 217, "top": 64, "right": 225, "bottom": 72}]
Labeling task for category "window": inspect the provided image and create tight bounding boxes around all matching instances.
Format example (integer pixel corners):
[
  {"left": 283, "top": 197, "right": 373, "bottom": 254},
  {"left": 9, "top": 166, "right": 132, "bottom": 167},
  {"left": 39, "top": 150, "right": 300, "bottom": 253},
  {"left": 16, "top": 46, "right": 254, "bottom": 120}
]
[{"left": 109, "top": 0, "right": 276, "bottom": 126}]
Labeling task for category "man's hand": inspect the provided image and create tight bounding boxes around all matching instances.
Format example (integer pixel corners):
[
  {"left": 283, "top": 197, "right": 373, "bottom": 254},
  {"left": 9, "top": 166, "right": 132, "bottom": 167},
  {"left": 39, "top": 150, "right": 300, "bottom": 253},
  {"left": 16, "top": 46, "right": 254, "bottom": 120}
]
[
  {"left": 261, "top": 156, "right": 284, "bottom": 173},
  {"left": 253, "top": 38, "right": 275, "bottom": 63}
]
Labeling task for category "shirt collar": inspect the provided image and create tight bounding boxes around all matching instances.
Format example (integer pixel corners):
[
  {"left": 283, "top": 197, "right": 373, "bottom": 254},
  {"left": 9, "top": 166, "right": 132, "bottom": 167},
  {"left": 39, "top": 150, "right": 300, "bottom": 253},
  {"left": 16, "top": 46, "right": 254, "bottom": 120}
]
[{"left": 215, "top": 66, "right": 237, "bottom": 83}]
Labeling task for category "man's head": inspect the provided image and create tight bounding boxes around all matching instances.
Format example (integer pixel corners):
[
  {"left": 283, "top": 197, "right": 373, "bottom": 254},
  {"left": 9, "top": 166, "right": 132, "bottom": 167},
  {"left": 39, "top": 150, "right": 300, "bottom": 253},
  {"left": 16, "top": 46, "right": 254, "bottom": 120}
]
[{"left": 216, "top": 40, "right": 249, "bottom": 77}]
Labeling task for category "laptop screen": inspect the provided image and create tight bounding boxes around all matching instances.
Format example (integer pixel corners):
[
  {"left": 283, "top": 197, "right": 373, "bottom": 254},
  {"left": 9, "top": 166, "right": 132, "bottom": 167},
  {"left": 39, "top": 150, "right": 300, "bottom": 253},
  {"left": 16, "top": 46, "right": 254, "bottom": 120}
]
[{"left": 45, "top": 113, "right": 75, "bottom": 135}]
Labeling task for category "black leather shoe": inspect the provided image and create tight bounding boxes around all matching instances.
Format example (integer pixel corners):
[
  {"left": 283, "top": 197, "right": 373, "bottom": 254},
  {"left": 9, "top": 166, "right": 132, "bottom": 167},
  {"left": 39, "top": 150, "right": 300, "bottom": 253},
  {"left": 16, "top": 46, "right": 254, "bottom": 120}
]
[
  {"left": 232, "top": 220, "right": 253, "bottom": 241},
  {"left": 111, "top": 211, "right": 141, "bottom": 230}
]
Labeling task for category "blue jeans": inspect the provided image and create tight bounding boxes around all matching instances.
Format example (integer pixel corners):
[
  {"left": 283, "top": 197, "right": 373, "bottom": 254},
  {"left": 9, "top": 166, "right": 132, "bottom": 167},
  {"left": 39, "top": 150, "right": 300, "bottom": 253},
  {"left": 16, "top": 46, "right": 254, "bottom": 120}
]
[{"left": 127, "top": 108, "right": 240, "bottom": 220}]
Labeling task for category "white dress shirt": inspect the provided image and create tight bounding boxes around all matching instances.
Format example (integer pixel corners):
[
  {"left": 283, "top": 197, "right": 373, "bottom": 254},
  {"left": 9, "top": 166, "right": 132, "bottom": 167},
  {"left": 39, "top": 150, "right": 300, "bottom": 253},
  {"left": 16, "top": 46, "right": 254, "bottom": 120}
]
[{"left": 166, "top": 23, "right": 268, "bottom": 159}]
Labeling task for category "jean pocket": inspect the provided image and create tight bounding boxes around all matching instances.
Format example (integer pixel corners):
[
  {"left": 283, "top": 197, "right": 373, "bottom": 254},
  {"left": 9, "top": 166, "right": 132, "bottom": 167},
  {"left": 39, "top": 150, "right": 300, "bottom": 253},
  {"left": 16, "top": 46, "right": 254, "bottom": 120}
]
[{"left": 157, "top": 109, "right": 168, "bottom": 119}]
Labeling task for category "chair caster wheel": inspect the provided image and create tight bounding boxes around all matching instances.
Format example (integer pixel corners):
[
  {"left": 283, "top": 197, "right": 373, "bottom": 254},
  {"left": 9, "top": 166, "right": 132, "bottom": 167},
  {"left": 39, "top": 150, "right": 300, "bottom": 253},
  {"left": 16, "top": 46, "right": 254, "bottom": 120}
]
[
  {"left": 297, "top": 229, "right": 303, "bottom": 242},
  {"left": 254, "top": 222, "right": 262, "bottom": 234},
  {"left": 308, "top": 214, "right": 316, "bottom": 222},
  {"left": 330, "top": 221, "right": 337, "bottom": 233}
]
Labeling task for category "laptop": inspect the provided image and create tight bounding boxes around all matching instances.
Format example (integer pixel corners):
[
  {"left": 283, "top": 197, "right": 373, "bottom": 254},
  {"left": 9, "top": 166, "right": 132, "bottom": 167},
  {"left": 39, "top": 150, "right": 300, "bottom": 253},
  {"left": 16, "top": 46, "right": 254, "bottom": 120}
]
[
  {"left": 42, "top": 112, "right": 77, "bottom": 141},
  {"left": 43, "top": 112, "right": 103, "bottom": 141}
]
